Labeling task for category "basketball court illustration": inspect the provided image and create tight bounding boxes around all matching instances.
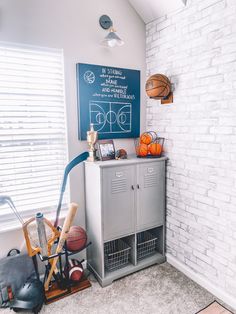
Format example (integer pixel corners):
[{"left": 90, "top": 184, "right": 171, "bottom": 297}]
[{"left": 89, "top": 101, "right": 132, "bottom": 134}]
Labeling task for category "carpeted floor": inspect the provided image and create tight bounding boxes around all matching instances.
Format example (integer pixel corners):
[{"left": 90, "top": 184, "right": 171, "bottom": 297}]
[{"left": 0, "top": 263, "right": 232, "bottom": 314}]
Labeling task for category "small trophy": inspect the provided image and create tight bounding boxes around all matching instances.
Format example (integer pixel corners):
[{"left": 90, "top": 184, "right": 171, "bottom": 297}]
[{"left": 87, "top": 123, "right": 98, "bottom": 162}]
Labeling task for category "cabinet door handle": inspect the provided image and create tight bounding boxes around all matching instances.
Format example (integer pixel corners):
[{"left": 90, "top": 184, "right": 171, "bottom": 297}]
[
  {"left": 131, "top": 185, "right": 135, "bottom": 190},
  {"left": 137, "top": 184, "right": 140, "bottom": 189}
]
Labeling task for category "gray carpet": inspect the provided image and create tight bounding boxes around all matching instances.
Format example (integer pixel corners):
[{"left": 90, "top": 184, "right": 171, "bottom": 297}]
[{"left": 0, "top": 263, "right": 225, "bottom": 314}]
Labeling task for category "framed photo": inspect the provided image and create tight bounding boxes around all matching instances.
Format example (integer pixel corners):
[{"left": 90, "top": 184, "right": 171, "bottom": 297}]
[{"left": 98, "top": 140, "right": 115, "bottom": 161}]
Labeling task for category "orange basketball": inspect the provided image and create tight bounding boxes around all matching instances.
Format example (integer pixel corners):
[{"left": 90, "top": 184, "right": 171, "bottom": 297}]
[
  {"left": 137, "top": 144, "right": 148, "bottom": 157},
  {"left": 67, "top": 226, "right": 87, "bottom": 252},
  {"left": 145, "top": 74, "right": 171, "bottom": 98},
  {"left": 149, "top": 143, "right": 162, "bottom": 156},
  {"left": 140, "top": 132, "right": 152, "bottom": 145}
]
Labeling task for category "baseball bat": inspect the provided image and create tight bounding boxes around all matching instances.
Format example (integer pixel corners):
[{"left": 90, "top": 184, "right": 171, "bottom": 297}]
[
  {"left": 36, "top": 212, "right": 48, "bottom": 257},
  {"left": 44, "top": 202, "right": 78, "bottom": 291}
]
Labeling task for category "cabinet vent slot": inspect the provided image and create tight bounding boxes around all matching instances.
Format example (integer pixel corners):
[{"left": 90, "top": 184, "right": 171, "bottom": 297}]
[
  {"left": 111, "top": 178, "right": 127, "bottom": 193},
  {"left": 144, "top": 173, "right": 158, "bottom": 188}
]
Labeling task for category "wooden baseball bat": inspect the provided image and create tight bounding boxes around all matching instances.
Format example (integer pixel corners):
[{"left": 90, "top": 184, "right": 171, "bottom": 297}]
[{"left": 44, "top": 202, "right": 78, "bottom": 291}]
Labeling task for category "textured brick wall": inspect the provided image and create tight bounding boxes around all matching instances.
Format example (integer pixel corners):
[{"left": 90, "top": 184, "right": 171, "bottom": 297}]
[{"left": 146, "top": 0, "right": 236, "bottom": 298}]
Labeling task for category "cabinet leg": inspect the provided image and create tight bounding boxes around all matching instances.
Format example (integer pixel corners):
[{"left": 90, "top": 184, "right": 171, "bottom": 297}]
[
  {"left": 100, "top": 278, "right": 114, "bottom": 287},
  {"left": 87, "top": 264, "right": 114, "bottom": 287}
]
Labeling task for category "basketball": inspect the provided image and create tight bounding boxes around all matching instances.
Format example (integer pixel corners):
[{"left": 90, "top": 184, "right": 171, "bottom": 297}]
[
  {"left": 66, "top": 226, "right": 87, "bottom": 252},
  {"left": 137, "top": 144, "right": 148, "bottom": 157},
  {"left": 140, "top": 132, "right": 152, "bottom": 145},
  {"left": 145, "top": 74, "right": 171, "bottom": 98},
  {"left": 149, "top": 143, "right": 162, "bottom": 156},
  {"left": 64, "top": 259, "right": 84, "bottom": 282}
]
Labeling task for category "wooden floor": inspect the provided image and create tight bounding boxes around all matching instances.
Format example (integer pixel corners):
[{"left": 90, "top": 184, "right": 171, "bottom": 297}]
[{"left": 45, "top": 276, "right": 91, "bottom": 304}]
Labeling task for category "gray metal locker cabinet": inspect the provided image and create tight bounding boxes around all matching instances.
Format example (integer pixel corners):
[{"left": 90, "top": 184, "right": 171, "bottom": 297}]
[
  {"left": 136, "top": 162, "right": 165, "bottom": 231},
  {"left": 102, "top": 166, "right": 136, "bottom": 241},
  {"left": 85, "top": 157, "right": 166, "bottom": 287}
]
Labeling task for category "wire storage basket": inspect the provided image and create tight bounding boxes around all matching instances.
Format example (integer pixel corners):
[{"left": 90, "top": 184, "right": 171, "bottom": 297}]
[
  {"left": 104, "top": 239, "right": 131, "bottom": 271},
  {"left": 137, "top": 231, "right": 158, "bottom": 260},
  {"left": 135, "top": 133, "right": 165, "bottom": 158}
]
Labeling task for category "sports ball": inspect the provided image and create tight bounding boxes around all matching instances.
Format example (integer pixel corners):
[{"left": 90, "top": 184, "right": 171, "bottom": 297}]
[
  {"left": 137, "top": 144, "right": 148, "bottom": 157},
  {"left": 65, "top": 259, "right": 84, "bottom": 282},
  {"left": 140, "top": 132, "right": 152, "bottom": 145},
  {"left": 115, "top": 149, "right": 127, "bottom": 159},
  {"left": 149, "top": 143, "right": 162, "bottom": 156},
  {"left": 66, "top": 226, "right": 87, "bottom": 252},
  {"left": 145, "top": 74, "right": 171, "bottom": 98}
]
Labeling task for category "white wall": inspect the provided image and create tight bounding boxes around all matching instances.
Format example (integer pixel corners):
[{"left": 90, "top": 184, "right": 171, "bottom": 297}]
[
  {"left": 146, "top": 0, "right": 236, "bottom": 307},
  {"left": 0, "top": 0, "right": 145, "bottom": 256}
]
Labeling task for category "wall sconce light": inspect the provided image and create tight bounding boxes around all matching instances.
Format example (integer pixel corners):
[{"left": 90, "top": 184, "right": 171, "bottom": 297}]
[{"left": 99, "top": 15, "right": 124, "bottom": 48}]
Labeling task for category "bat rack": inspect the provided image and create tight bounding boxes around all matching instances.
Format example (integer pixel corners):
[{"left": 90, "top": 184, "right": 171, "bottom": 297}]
[{"left": 33, "top": 240, "right": 92, "bottom": 304}]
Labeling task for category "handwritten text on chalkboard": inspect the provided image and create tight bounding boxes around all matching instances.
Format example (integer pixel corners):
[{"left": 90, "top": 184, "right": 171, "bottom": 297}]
[{"left": 77, "top": 63, "right": 140, "bottom": 140}]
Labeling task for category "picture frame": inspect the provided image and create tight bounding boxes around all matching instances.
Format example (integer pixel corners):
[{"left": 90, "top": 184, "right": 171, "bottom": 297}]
[
  {"left": 97, "top": 140, "right": 115, "bottom": 161},
  {"left": 77, "top": 63, "right": 140, "bottom": 140}
]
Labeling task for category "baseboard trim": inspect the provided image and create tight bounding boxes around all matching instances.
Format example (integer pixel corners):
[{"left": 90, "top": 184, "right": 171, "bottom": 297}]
[{"left": 166, "top": 254, "right": 236, "bottom": 311}]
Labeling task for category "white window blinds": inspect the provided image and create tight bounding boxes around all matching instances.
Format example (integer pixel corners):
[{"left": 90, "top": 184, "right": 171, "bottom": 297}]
[{"left": 0, "top": 42, "right": 68, "bottom": 228}]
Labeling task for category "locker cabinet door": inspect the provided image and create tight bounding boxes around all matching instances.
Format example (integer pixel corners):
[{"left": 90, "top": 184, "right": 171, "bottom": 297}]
[
  {"left": 137, "top": 161, "right": 165, "bottom": 231},
  {"left": 102, "top": 166, "right": 135, "bottom": 241}
]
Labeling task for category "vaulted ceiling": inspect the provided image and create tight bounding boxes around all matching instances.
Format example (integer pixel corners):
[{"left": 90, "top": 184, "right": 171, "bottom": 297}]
[{"left": 128, "top": 0, "right": 187, "bottom": 24}]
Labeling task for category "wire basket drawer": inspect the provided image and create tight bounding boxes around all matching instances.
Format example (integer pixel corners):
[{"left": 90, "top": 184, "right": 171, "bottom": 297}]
[
  {"left": 137, "top": 231, "right": 157, "bottom": 260},
  {"left": 104, "top": 239, "right": 131, "bottom": 271}
]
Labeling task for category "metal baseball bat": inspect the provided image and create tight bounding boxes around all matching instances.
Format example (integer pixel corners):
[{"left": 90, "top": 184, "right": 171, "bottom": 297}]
[{"left": 36, "top": 212, "right": 48, "bottom": 258}]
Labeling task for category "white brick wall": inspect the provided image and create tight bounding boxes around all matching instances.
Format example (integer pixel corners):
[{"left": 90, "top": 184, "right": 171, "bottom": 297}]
[{"left": 146, "top": 0, "right": 236, "bottom": 299}]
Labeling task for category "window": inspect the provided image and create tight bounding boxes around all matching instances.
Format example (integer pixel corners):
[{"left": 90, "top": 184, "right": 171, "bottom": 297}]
[{"left": 0, "top": 42, "right": 69, "bottom": 229}]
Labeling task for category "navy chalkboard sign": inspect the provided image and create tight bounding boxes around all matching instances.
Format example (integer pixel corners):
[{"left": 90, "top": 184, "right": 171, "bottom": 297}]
[{"left": 77, "top": 63, "right": 140, "bottom": 140}]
